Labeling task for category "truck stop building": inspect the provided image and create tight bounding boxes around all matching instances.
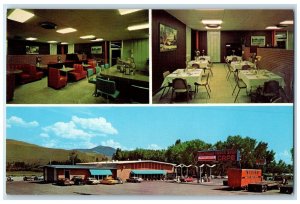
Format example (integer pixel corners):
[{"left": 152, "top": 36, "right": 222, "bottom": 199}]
[{"left": 44, "top": 160, "right": 175, "bottom": 182}]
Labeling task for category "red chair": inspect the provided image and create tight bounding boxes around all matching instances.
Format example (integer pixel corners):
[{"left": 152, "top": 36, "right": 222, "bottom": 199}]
[
  {"left": 69, "top": 64, "right": 87, "bottom": 81},
  {"left": 88, "top": 60, "right": 97, "bottom": 73},
  {"left": 48, "top": 68, "right": 67, "bottom": 89}
]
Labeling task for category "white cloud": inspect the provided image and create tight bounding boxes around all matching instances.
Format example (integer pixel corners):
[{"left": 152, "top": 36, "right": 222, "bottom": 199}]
[
  {"left": 43, "top": 121, "right": 92, "bottom": 139},
  {"left": 72, "top": 116, "right": 118, "bottom": 135},
  {"left": 40, "top": 133, "right": 49, "bottom": 138},
  {"left": 7, "top": 116, "right": 39, "bottom": 128},
  {"left": 101, "top": 139, "right": 122, "bottom": 149},
  {"left": 147, "top": 144, "right": 162, "bottom": 150}
]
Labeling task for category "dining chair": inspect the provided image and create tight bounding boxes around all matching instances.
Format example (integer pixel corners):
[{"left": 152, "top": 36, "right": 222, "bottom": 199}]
[
  {"left": 258, "top": 80, "right": 280, "bottom": 102},
  {"left": 171, "top": 78, "right": 192, "bottom": 103},
  {"left": 207, "top": 61, "right": 213, "bottom": 76},
  {"left": 241, "top": 65, "right": 251, "bottom": 70},
  {"left": 232, "top": 71, "right": 247, "bottom": 103},
  {"left": 232, "top": 57, "right": 238, "bottom": 62},
  {"left": 192, "top": 63, "right": 200, "bottom": 69},
  {"left": 226, "top": 63, "right": 235, "bottom": 80},
  {"left": 159, "top": 70, "right": 172, "bottom": 100},
  {"left": 96, "top": 77, "right": 120, "bottom": 103},
  {"left": 48, "top": 68, "right": 67, "bottom": 89},
  {"left": 130, "top": 85, "right": 149, "bottom": 104},
  {"left": 194, "top": 73, "right": 211, "bottom": 98}
]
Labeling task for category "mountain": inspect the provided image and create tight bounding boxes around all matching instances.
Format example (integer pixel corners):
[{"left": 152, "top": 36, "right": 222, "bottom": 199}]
[
  {"left": 6, "top": 139, "right": 107, "bottom": 165},
  {"left": 75, "top": 145, "right": 116, "bottom": 157}
]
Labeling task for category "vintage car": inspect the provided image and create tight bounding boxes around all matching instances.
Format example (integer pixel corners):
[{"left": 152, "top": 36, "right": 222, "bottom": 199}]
[
  {"left": 71, "top": 176, "right": 86, "bottom": 185},
  {"left": 100, "top": 178, "right": 118, "bottom": 185},
  {"left": 126, "top": 177, "right": 143, "bottom": 183},
  {"left": 86, "top": 177, "right": 100, "bottom": 185},
  {"left": 56, "top": 178, "right": 74, "bottom": 186},
  {"left": 180, "top": 177, "right": 194, "bottom": 182}
]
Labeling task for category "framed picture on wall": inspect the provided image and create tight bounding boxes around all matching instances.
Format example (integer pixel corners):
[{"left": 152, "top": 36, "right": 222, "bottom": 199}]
[
  {"left": 160, "top": 23, "right": 177, "bottom": 52},
  {"left": 91, "top": 46, "right": 102, "bottom": 54},
  {"left": 251, "top": 36, "right": 266, "bottom": 47},
  {"left": 26, "top": 46, "right": 39, "bottom": 54}
]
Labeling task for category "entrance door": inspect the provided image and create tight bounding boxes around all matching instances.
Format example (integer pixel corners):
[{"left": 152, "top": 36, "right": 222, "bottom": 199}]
[
  {"left": 64, "top": 170, "right": 70, "bottom": 179},
  {"left": 110, "top": 41, "right": 122, "bottom": 66},
  {"left": 207, "top": 31, "right": 221, "bottom": 62}
]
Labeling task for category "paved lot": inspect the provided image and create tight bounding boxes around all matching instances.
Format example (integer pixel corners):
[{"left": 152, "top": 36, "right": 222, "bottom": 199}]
[{"left": 5, "top": 179, "right": 293, "bottom": 199}]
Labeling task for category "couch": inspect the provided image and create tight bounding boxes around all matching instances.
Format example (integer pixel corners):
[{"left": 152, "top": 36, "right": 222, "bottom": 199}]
[
  {"left": 69, "top": 64, "right": 87, "bottom": 81},
  {"left": 9, "top": 64, "right": 43, "bottom": 84}
]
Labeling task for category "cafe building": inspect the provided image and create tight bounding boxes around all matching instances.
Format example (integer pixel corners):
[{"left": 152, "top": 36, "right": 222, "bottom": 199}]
[
  {"left": 151, "top": 9, "right": 294, "bottom": 104},
  {"left": 6, "top": 9, "right": 149, "bottom": 104},
  {"left": 44, "top": 160, "right": 175, "bottom": 182}
]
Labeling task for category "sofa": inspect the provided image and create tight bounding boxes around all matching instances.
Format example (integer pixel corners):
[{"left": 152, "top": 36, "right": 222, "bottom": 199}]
[
  {"left": 48, "top": 68, "right": 67, "bottom": 89},
  {"left": 9, "top": 64, "right": 43, "bottom": 84},
  {"left": 69, "top": 64, "right": 87, "bottom": 81}
]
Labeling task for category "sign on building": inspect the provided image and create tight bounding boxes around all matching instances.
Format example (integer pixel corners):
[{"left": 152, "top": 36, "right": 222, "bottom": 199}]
[{"left": 197, "top": 150, "right": 240, "bottom": 162}]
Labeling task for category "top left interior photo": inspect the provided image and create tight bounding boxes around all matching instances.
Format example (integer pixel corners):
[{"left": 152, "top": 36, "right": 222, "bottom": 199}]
[{"left": 6, "top": 9, "right": 149, "bottom": 104}]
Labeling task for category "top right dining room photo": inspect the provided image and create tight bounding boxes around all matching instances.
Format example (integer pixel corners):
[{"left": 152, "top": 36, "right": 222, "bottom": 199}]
[{"left": 151, "top": 9, "right": 294, "bottom": 104}]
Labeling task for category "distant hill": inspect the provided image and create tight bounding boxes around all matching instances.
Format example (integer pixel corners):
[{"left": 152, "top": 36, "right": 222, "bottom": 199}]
[
  {"left": 75, "top": 145, "right": 116, "bottom": 157},
  {"left": 6, "top": 139, "right": 107, "bottom": 165}
]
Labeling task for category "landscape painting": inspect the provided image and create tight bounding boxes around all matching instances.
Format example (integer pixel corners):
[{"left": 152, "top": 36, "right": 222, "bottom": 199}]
[
  {"left": 160, "top": 23, "right": 177, "bottom": 52},
  {"left": 5, "top": 106, "right": 294, "bottom": 198}
]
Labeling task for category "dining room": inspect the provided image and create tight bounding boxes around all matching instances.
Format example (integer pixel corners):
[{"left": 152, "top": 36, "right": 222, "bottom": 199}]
[
  {"left": 6, "top": 8, "right": 150, "bottom": 104},
  {"left": 151, "top": 9, "right": 294, "bottom": 104}
]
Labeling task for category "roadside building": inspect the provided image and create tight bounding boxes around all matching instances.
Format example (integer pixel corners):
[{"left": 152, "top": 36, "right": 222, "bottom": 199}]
[
  {"left": 78, "top": 160, "right": 175, "bottom": 181},
  {"left": 43, "top": 165, "right": 114, "bottom": 182}
]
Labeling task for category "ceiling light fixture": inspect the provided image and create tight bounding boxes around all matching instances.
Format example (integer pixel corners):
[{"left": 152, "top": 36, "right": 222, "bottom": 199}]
[
  {"left": 56, "top": 28, "right": 77, "bottom": 34},
  {"left": 47, "top": 41, "right": 57, "bottom": 43},
  {"left": 118, "top": 9, "right": 142, "bottom": 15},
  {"left": 91, "top": 38, "right": 104, "bottom": 42},
  {"left": 266, "top": 26, "right": 282, "bottom": 30},
  {"left": 128, "top": 23, "right": 149, "bottom": 31},
  {"left": 26, "top": 37, "right": 37, "bottom": 41},
  {"left": 205, "top": 26, "right": 221, "bottom": 30},
  {"left": 80, "top": 35, "right": 96, "bottom": 39},
  {"left": 7, "top": 9, "right": 34, "bottom": 23},
  {"left": 61, "top": 42, "right": 68, "bottom": 45},
  {"left": 280, "top": 20, "right": 293, "bottom": 25},
  {"left": 202, "top": 20, "right": 223, "bottom": 25}
]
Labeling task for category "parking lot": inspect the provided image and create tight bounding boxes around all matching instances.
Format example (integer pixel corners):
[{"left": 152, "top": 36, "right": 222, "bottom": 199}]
[{"left": 5, "top": 178, "right": 293, "bottom": 198}]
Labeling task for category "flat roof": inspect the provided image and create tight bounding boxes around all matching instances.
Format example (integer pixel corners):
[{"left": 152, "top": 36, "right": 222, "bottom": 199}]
[
  {"left": 78, "top": 160, "right": 176, "bottom": 166},
  {"left": 44, "top": 165, "right": 116, "bottom": 170}
]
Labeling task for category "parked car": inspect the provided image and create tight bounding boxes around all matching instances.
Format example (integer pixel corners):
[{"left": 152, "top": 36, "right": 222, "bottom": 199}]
[
  {"left": 100, "top": 178, "right": 118, "bottom": 185},
  {"left": 86, "top": 177, "right": 100, "bottom": 185},
  {"left": 56, "top": 178, "right": 74, "bottom": 186},
  {"left": 34, "top": 176, "right": 44, "bottom": 181},
  {"left": 180, "top": 177, "right": 194, "bottom": 182},
  {"left": 7, "top": 176, "right": 14, "bottom": 182},
  {"left": 126, "top": 177, "right": 143, "bottom": 183},
  {"left": 71, "top": 176, "right": 85, "bottom": 185},
  {"left": 23, "top": 176, "right": 35, "bottom": 181},
  {"left": 116, "top": 177, "right": 123, "bottom": 184}
]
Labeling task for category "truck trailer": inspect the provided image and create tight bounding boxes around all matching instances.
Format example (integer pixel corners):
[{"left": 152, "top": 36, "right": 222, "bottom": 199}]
[{"left": 227, "top": 168, "right": 262, "bottom": 190}]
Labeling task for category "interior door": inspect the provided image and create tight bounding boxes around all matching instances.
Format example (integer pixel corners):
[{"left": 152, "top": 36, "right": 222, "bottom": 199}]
[{"left": 207, "top": 31, "right": 221, "bottom": 62}]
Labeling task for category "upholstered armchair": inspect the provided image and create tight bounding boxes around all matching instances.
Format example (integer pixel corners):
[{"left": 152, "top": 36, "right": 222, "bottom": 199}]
[
  {"left": 48, "top": 68, "right": 67, "bottom": 89},
  {"left": 69, "top": 64, "right": 87, "bottom": 81}
]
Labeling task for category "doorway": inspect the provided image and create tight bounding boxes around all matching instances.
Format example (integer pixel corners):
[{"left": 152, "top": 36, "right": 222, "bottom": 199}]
[
  {"left": 207, "top": 31, "right": 221, "bottom": 62},
  {"left": 110, "top": 41, "right": 122, "bottom": 66},
  {"left": 64, "top": 170, "right": 70, "bottom": 179}
]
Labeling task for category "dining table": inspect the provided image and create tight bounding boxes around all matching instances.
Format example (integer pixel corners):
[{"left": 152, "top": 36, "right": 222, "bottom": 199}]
[
  {"left": 239, "top": 69, "right": 285, "bottom": 92},
  {"left": 230, "top": 61, "right": 255, "bottom": 71},
  {"left": 226, "top": 55, "right": 242, "bottom": 62},
  {"left": 162, "top": 68, "right": 203, "bottom": 90},
  {"left": 188, "top": 60, "right": 209, "bottom": 69}
]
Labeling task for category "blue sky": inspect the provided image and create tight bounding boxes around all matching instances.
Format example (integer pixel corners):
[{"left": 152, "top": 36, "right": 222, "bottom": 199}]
[{"left": 6, "top": 106, "right": 294, "bottom": 164}]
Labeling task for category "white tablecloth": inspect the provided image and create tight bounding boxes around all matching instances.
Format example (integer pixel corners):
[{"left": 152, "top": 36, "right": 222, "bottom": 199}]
[
  {"left": 188, "top": 60, "right": 209, "bottom": 69},
  {"left": 162, "top": 69, "right": 203, "bottom": 90},
  {"left": 226, "top": 55, "right": 242, "bottom": 62},
  {"left": 231, "top": 61, "right": 255, "bottom": 71},
  {"left": 239, "top": 69, "right": 285, "bottom": 92},
  {"left": 195, "top": 56, "right": 211, "bottom": 61}
]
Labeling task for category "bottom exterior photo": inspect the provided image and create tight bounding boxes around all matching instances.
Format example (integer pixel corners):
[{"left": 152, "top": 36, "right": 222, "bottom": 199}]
[{"left": 5, "top": 106, "right": 294, "bottom": 198}]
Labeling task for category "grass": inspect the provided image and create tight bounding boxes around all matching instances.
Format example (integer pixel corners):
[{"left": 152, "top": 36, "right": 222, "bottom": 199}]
[{"left": 6, "top": 171, "right": 43, "bottom": 177}]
